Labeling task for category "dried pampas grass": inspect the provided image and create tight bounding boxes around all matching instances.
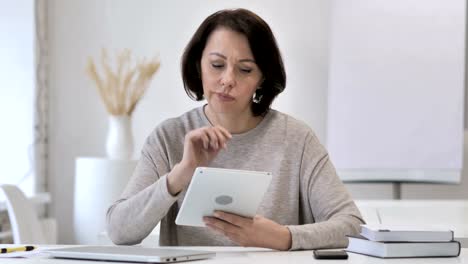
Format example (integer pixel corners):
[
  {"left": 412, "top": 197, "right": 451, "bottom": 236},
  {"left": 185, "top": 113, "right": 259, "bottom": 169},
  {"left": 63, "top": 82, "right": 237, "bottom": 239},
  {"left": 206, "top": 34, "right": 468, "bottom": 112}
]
[{"left": 86, "top": 48, "right": 160, "bottom": 116}]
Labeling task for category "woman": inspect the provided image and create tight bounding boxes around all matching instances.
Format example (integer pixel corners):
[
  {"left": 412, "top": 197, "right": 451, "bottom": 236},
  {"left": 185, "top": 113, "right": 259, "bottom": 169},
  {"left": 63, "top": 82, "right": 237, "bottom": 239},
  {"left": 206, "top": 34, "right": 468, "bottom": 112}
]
[{"left": 107, "top": 8, "right": 363, "bottom": 251}]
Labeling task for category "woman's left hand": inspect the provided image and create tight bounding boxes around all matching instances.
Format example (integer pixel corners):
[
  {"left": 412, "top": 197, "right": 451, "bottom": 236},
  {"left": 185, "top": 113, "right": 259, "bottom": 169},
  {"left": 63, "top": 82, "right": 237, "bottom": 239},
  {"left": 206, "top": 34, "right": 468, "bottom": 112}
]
[{"left": 203, "top": 211, "right": 292, "bottom": 250}]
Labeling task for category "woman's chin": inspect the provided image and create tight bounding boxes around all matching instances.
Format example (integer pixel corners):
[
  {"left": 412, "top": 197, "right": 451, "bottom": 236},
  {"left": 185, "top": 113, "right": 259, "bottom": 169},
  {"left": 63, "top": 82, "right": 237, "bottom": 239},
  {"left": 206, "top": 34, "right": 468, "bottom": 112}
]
[
  {"left": 209, "top": 100, "right": 235, "bottom": 112},
  {"left": 207, "top": 100, "right": 252, "bottom": 115}
]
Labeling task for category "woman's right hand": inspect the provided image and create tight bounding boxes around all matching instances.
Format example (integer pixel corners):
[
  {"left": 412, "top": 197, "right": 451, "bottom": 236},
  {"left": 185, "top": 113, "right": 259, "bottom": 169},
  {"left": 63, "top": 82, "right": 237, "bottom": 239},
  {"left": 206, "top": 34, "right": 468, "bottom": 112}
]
[
  {"left": 181, "top": 125, "right": 232, "bottom": 169},
  {"left": 167, "top": 126, "right": 232, "bottom": 195}
]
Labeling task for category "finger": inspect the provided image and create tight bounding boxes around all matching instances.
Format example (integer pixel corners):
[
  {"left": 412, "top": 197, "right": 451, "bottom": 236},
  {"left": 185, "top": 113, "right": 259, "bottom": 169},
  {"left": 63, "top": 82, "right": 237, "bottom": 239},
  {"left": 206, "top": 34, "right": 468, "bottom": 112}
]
[
  {"left": 205, "top": 127, "right": 220, "bottom": 149},
  {"left": 205, "top": 223, "right": 225, "bottom": 236},
  {"left": 216, "top": 126, "right": 232, "bottom": 140},
  {"left": 204, "top": 216, "right": 240, "bottom": 234},
  {"left": 212, "top": 127, "right": 228, "bottom": 148},
  {"left": 188, "top": 129, "right": 209, "bottom": 149},
  {"left": 199, "top": 131, "right": 210, "bottom": 149},
  {"left": 214, "top": 211, "right": 252, "bottom": 228},
  {"left": 206, "top": 221, "right": 243, "bottom": 245},
  {"left": 207, "top": 223, "right": 245, "bottom": 246}
]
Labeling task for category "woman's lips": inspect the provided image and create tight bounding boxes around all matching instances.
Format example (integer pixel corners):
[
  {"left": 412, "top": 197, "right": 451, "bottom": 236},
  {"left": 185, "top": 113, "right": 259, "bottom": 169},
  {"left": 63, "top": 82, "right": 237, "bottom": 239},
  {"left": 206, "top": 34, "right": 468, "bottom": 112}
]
[{"left": 217, "top": 93, "right": 235, "bottom": 102}]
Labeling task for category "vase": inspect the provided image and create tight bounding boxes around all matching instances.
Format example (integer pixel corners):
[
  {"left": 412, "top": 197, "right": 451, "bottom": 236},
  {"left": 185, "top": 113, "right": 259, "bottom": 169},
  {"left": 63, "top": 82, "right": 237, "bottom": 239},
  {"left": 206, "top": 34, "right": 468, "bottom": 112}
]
[{"left": 106, "top": 115, "right": 134, "bottom": 160}]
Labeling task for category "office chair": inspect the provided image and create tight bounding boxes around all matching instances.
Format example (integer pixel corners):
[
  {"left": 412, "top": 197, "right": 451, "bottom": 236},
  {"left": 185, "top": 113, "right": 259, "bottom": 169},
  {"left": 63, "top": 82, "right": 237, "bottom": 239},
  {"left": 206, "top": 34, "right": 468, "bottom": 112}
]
[{"left": 0, "top": 184, "right": 57, "bottom": 244}]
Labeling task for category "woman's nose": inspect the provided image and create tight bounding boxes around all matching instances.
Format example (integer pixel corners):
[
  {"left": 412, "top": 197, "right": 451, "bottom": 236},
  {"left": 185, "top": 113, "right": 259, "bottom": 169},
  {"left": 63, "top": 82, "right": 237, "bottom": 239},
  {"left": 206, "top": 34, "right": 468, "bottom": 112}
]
[{"left": 220, "top": 68, "right": 236, "bottom": 89}]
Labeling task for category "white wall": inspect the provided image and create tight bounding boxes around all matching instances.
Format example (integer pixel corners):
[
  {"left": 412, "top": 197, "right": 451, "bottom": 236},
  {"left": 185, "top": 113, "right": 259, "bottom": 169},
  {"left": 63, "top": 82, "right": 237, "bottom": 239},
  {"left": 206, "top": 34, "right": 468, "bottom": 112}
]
[
  {"left": 0, "top": 0, "right": 35, "bottom": 195},
  {"left": 47, "top": 0, "right": 468, "bottom": 244}
]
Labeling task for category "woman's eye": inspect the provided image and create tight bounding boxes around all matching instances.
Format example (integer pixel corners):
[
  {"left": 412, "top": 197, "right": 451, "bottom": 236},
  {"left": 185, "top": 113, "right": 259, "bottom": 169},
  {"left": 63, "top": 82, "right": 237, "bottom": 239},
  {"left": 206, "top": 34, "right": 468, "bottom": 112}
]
[
  {"left": 211, "top": 63, "right": 224, "bottom": 69},
  {"left": 240, "top": 68, "right": 252, "bottom": 73}
]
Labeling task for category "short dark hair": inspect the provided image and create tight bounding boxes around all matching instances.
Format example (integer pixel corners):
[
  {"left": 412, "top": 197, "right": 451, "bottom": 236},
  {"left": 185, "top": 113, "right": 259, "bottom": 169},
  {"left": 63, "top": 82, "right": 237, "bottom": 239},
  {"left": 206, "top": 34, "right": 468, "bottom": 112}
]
[{"left": 181, "top": 8, "right": 286, "bottom": 116}]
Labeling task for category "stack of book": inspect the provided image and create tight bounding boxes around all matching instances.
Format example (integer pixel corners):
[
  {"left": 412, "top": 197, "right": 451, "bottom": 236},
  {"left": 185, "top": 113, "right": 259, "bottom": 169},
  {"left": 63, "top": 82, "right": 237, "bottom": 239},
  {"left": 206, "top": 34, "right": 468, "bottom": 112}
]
[{"left": 346, "top": 224, "right": 461, "bottom": 258}]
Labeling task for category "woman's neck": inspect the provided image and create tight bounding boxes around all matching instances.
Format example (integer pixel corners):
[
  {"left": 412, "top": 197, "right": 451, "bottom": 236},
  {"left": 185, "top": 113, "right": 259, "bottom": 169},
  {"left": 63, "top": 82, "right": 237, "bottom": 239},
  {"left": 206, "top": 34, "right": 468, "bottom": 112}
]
[{"left": 204, "top": 105, "right": 263, "bottom": 134}]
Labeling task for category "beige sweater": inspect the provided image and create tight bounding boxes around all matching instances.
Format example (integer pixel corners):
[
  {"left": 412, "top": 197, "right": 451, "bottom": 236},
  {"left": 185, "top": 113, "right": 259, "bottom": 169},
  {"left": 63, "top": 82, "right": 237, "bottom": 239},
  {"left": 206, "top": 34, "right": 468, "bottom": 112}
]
[{"left": 106, "top": 106, "right": 364, "bottom": 250}]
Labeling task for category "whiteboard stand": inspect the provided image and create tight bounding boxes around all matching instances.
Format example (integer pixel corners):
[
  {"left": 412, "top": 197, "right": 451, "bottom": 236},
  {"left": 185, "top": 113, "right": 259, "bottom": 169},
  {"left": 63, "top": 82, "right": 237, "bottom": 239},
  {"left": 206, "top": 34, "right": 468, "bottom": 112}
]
[
  {"left": 344, "top": 180, "right": 404, "bottom": 200},
  {"left": 392, "top": 182, "right": 402, "bottom": 200}
]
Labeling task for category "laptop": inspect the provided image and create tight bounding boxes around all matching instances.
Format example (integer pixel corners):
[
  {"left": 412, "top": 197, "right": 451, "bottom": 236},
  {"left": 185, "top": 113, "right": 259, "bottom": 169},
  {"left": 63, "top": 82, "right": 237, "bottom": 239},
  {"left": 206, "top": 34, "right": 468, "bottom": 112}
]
[{"left": 45, "top": 246, "right": 216, "bottom": 263}]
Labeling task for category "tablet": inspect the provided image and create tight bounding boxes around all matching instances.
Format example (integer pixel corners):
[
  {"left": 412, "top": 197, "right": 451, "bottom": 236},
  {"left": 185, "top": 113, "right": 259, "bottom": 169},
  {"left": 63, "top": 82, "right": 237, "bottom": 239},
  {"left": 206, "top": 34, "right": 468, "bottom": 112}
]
[{"left": 175, "top": 167, "right": 272, "bottom": 227}]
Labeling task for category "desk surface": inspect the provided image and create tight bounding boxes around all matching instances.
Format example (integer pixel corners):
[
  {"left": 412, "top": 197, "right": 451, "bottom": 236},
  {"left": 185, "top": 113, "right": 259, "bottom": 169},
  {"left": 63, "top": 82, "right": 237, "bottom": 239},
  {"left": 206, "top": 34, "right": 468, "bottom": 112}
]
[{"left": 0, "top": 245, "right": 467, "bottom": 264}]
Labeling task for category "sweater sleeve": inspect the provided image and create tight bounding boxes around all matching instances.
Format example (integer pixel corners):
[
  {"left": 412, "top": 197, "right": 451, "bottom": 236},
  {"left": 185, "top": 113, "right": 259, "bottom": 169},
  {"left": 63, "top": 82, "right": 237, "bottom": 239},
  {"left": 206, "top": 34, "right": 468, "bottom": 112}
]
[
  {"left": 106, "top": 129, "right": 180, "bottom": 245},
  {"left": 286, "top": 132, "right": 365, "bottom": 250}
]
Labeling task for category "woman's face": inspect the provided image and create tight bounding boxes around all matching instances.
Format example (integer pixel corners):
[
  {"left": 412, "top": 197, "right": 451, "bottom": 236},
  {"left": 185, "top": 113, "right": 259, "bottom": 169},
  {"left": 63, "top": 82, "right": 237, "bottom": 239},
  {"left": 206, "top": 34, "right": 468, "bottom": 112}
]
[{"left": 200, "top": 27, "right": 263, "bottom": 116}]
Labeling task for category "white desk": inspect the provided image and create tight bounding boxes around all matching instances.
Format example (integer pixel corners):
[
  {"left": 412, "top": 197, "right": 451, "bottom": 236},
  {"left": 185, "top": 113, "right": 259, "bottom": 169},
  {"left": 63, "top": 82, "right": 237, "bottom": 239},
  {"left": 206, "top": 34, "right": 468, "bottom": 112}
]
[{"left": 1, "top": 245, "right": 467, "bottom": 264}]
